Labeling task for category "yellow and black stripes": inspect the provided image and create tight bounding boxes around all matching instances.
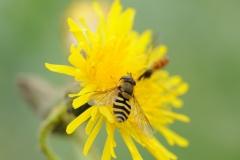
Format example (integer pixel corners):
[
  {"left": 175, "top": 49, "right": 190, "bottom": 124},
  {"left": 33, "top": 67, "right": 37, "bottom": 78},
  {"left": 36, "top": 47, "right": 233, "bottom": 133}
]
[{"left": 113, "top": 94, "right": 131, "bottom": 122}]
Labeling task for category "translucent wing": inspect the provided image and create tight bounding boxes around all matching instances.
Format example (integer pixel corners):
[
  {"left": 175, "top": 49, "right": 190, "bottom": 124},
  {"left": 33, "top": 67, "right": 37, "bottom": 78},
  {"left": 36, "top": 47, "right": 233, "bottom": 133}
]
[
  {"left": 88, "top": 87, "right": 119, "bottom": 106},
  {"left": 131, "top": 95, "right": 154, "bottom": 138}
]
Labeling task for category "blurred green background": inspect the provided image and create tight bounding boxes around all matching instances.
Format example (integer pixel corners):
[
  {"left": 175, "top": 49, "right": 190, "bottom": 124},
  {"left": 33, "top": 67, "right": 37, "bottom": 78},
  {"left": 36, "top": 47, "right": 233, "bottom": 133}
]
[{"left": 1, "top": 0, "right": 240, "bottom": 159}]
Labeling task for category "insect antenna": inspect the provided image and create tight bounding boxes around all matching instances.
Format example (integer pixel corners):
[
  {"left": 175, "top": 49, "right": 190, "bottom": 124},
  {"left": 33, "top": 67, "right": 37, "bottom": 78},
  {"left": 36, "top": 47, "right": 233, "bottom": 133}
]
[{"left": 127, "top": 72, "right": 133, "bottom": 77}]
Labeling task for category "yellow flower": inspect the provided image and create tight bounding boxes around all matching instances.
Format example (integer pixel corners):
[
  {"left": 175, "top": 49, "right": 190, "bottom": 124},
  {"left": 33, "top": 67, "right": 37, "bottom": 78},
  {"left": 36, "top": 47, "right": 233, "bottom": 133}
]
[{"left": 45, "top": 0, "right": 189, "bottom": 159}]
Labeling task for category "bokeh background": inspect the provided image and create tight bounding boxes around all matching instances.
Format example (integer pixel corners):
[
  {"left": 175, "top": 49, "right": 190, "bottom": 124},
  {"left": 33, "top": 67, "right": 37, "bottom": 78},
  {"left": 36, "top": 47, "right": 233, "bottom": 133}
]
[{"left": 1, "top": 0, "right": 240, "bottom": 159}]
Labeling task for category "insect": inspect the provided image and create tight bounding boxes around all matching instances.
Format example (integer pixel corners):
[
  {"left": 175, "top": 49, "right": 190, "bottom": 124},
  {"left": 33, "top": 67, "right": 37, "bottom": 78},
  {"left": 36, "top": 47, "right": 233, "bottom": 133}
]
[
  {"left": 138, "top": 57, "right": 169, "bottom": 80},
  {"left": 69, "top": 57, "right": 169, "bottom": 119},
  {"left": 88, "top": 75, "right": 154, "bottom": 138}
]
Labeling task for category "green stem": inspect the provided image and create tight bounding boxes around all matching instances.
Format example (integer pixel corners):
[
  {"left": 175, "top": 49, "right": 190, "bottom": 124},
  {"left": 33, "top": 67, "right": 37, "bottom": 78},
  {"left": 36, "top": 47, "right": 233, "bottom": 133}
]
[
  {"left": 39, "top": 100, "right": 101, "bottom": 160},
  {"left": 39, "top": 101, "right": 67, "bottom": 160}
]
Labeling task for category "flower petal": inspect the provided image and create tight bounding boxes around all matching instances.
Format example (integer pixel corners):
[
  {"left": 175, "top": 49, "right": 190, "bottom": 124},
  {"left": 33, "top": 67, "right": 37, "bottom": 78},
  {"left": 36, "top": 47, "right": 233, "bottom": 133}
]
[
  {"left": 106, "top": 121, "right": 116, "bottom": 157},
  {"left": 71, "top": 86, "right": 95, "bottom": 109},
  {"left": 102, "top": 138, "right": 111, "bottom": 160},
  {"left": 93, "top": 2, "right": 107, "bottom": 40},
  {"left": 171, "top": 98, "right": 183, "bottom": 108},
  {"left": 143, "top": 137, "right": 177, "bottom": 160},
  {"left": 86, "top": 107, "right": 100, "bottom": 135},
  {"left": 176, "top": 82, "right": 189, "bottom": 95},
  {"left": 163, "top": 111, "right": 190, "bottom": 123},
  {"left": 135, "top": 30, "right": 152, "bottom": 54},
  {"left": 108, "top": 0, "right": 122, "bottom": 27},
  {"left": 45, "top": 63, "right": 76, "bottom": 76},
  {"left": 83, "top": 116, "right": 104, "bottom": 156},
  {"left": 158, "top": 127, "right": 189, "bottom": 147},
  {"left": 68, "top": 43, "right": 86, "bottom": 70},
  {"left": 68, "top": 18, "right": 90, "bottom": 48},
  {"left": 99, "top": 107, "right": 115, "bottom": 123},
  {"left": 102, "top": 122, "right": 117, "bottom": 160},
  {"left": 120, "top": 129, "right": 143, "bottom": 160},
  {"left": 69, "top": 84, "right": 95, "bottom": 97},
  {"left": 72, "top": 94, "right": 91, "bottom": 109},
  {"left": 118, "top": 8, "right": 135, "bottom": 35},
  {"left": 66, "top": 107, "right": 94, "bottom": 134}
]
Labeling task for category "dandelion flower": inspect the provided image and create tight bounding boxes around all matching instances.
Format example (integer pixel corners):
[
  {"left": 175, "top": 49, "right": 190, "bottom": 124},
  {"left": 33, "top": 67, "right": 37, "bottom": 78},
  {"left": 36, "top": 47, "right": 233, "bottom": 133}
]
[{"left": 45, "top": 0, "right": 189, "bottom": 159}]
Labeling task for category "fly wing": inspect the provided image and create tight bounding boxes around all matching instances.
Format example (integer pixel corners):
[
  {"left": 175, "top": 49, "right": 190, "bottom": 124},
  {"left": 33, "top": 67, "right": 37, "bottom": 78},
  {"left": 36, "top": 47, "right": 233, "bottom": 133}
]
[
  {"left": 131, "top": 95, "right": 154, "bottom": 138},
  {"left": 88, "top": 87, "right": 119, "bottom": 106}
]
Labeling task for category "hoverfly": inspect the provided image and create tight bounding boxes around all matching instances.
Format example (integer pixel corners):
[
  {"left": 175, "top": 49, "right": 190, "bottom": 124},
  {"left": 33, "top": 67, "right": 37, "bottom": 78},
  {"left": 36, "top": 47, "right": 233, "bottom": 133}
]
[
  {"left": 68, "top": 57, "right": 169, "bottom": 138},
  {"left": 138, "top": 57, "right": 169, "bottom": 80},
  {"left": 88, "top": 75, "right": 154, "bottom": 138}
]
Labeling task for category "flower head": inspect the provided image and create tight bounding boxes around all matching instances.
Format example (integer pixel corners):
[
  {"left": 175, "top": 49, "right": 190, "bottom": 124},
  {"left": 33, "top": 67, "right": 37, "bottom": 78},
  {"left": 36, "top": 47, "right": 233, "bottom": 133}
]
[{"left": 46, "top": 0, "right": 189, "bottom": 159}]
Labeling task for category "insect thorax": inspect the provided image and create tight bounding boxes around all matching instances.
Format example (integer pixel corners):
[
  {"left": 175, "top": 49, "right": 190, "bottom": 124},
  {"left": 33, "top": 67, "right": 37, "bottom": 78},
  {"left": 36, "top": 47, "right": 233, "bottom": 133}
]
[{"left": 120, "top": 81, "right": 133, "bottom": 99}]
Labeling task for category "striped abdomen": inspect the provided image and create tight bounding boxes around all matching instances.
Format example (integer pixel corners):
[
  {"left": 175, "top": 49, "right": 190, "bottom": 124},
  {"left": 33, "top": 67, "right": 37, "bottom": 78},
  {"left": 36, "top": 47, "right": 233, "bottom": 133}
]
[{"left": 113, "top": 93, "right": 131, "bottom": 122}]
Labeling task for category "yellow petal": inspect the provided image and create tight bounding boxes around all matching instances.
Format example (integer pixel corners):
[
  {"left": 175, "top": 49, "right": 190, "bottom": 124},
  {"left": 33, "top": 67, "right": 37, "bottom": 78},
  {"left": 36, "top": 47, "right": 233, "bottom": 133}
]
[
  {"left": 66, "top": 107, "right": 94, "bottom": 134},
  {"left": 68, "top": 43, "right": 86, "bottom": 70},
  {"left": 99, "top": 107, "right": 115, "bottom": 123},
  {"left": 102, "top": 138, "right": 111, "bottom": 160},
  {"left": 79, "top": 17, "right": 90, "bottom": 31},
  {"left": 171, "top": 98, "right": 183, "bottom": 108},
  {"left": 86, "top": 108, "right": 100, "bottom": 135},
  {"left": 45, "top": 63, "right": 76, "bottom": 76},
  {"left": 177, "top": 82, "right": 189, "bottom": 95},
  {"left": 72, "top": 94, "right": 91, "bottom": 109},
  {"left": 125, "top": 121, "right": 145, "bottom": 147},
  {"left": 69, "top": 85, "right": 94, "bottom": 97},
  {"left": 170, "top": 76, "right": 182, "bottom": 85},
  {"left": 106, "top": 120, "right": 114, "bottom": 136},
  {"left": 93, "top": 2, "right": 107, "bottom": 40},
  {"left": 91, "top": 106, "right": 100, "bottom": 119},
  {"left": 118, "top": 8, "right": 135, "bottom": 35},
  {"left": 136, "top": 30, "right": 152, "bottom": 54},
  {"left": 163, "top": 111, "right": 190, "bottom": 123},
  {"left": 110, "top": 138, "right": 116, "bottom": 158},
  {"left": 83, "top": 116, "right": 104, "bottom": 156},
  {"left": 102, "top": 120, "right": 117, "bottom": 159},
  {"left": 120, "top": 129, "right": 143, "bottom": 160},
  {"left": 71, "top": 86, "right": 95, "bottom": 109},
  {"left": 68, "top": 18, "right": 90, "bottom": 48},
  {"left": 108, "top": 0, "right": 122, "bottom": 27},
  {"left": 80, "top": 18, "right": 99, "bottom": 46},
  {"left": 159, "top": 45, "right": 168, "bottom": 55},
  {"left": 143, "top": 137, "right": 177, "bottom": 160},
  {"left": 106, "top": 121, "right": 116, "bottom": 157},
  {"left": 158, "top": 127, "right": 189, "bottom": 147}
]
